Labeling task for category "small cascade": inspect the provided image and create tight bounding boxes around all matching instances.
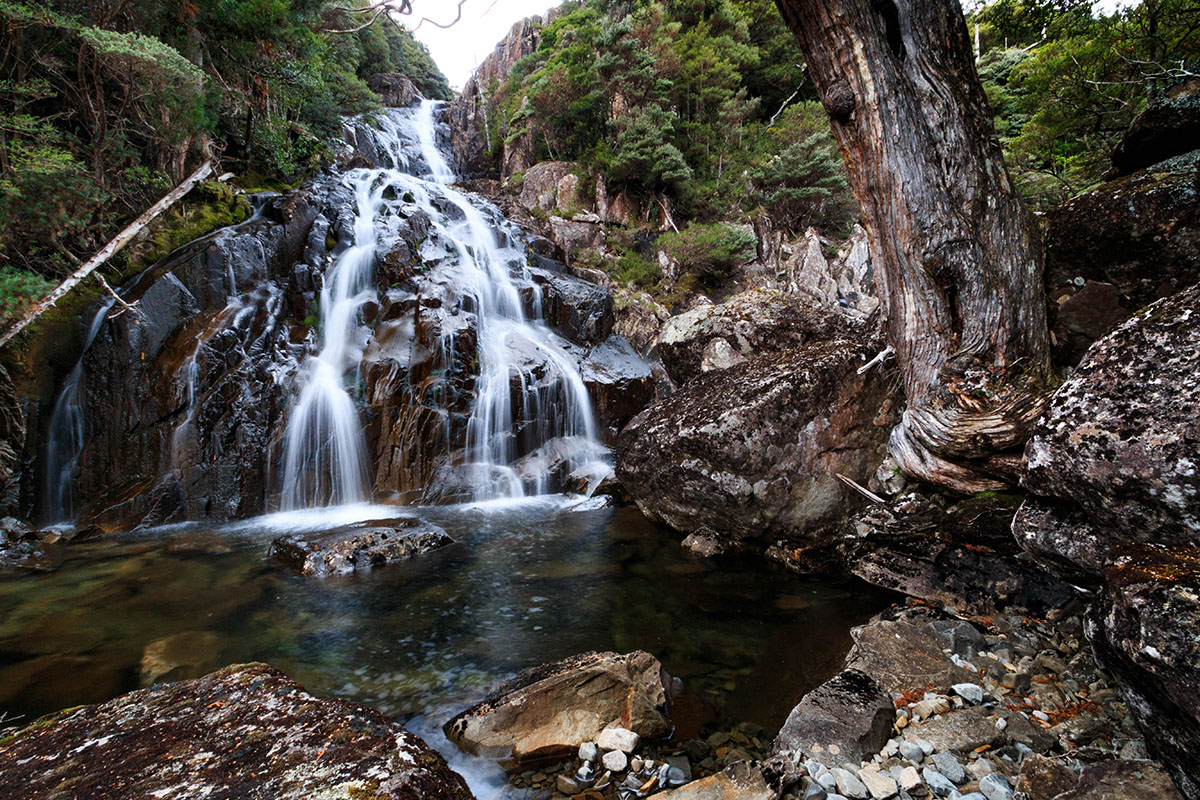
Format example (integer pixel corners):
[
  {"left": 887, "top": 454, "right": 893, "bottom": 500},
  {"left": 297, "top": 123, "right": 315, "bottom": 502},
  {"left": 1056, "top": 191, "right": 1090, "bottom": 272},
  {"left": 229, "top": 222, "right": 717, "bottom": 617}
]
[
  {"left": 279, "top": 160, "right": 384, "bottom": 508},
  {"left": 280, "top": 100, "right": 609, "bottom": 507},
  {"left": 41, "top": 297, "right": 116, "bottom": 525}
]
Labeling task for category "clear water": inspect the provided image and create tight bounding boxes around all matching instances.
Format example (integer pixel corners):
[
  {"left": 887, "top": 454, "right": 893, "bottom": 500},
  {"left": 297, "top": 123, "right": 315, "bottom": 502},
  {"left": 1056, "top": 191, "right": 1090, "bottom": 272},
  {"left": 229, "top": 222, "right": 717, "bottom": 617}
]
[{"left": 0, "top": 505, "right": 894, "bottom": 751}]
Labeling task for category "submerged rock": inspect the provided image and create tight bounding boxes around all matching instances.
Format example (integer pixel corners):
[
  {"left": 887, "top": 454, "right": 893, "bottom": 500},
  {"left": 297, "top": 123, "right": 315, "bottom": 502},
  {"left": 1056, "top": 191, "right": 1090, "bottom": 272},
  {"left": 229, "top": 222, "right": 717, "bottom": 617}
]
[
  {"left": 444, "top": 650, "right": 672, "bottom": 763},
  {"left": 270, "top": 518, "right": 453, "bottom": 577},
  {"left": 0, "top": 662, "right": 473, "bottom": 800}
]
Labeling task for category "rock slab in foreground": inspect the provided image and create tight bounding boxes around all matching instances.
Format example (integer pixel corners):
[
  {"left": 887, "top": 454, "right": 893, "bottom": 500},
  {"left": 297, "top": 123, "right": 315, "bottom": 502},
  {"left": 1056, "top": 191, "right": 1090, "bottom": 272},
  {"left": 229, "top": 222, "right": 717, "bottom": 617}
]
[
  {"left": 444, "top": 650, "right": 672, "bottom": 762},
  {"left": 0, "top": 662, "right": 473, "bottom": 800},
  {"left": 771, "top": 669, "right": 893, "bottom": 767},
  {"left": 271, "top": 518, "right": 453, "bottom": 576}
]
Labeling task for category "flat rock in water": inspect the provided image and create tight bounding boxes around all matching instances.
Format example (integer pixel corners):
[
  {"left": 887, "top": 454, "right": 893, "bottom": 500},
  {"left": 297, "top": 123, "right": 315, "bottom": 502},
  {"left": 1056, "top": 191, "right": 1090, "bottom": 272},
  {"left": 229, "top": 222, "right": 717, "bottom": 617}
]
[
  {"left": 270, "top": 518, "right": 452, "bottom": 576},
  {"left": 444, "top": 650, "right": 672, "bottom": 762},
  {"left": 0, "top": 662, "right": 473, "bottom": 800},
  {"left": 771, "top": 669, "right": 893, "bottom": 767}
]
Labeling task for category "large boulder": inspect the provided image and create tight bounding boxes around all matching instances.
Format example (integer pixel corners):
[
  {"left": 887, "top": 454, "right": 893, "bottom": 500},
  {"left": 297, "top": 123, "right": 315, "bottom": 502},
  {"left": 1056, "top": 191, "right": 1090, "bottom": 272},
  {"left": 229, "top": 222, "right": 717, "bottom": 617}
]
[
  {"left": 0, "top": 662, "right": 473, "bottom": 800},
  {"left": 1087, "top": 545, "right": 1200, "bottom": 800},
  {"left": 528, "top": 259, "right": 614, "bottom": 345},
  {"left": 1110, "top": 77, "right": 1200, "bottom": 176},
  {"left": 443, "top": 651, "right": 672, "bottom": 762},
  {"left": 577, "top": 336, "right": 655, "bottom": 439},
  {"left": 654, "top": 288, "right": 847, "bottom": 387},
  {"left": 617, "top": 301, "right": 894, "bottom": 549},
  {"left": 1044, "top": 150, "right": 1199, "bottom": 362},
  {"left": 367, "top": 73, "right": 421, "bottom": 108},
  {"left": 1017, "top": 283, "right": 1200, "bottom": 577},
  {"left": 1017, "top": 284, "right": 1200, "bottom": 798},
  {"left": 847, "top": 492, "right": 1076, "bottom": 615}
]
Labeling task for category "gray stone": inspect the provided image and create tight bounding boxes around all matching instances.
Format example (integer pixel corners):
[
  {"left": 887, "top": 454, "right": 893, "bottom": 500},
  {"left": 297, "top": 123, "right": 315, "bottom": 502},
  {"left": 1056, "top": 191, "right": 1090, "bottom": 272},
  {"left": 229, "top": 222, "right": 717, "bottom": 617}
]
[
  {"left": 978, "top": 774, "right": 1013, "bottom": 800},
  {"left": 859, "top": 768, "right": 899, "bottom": 799},
  {"left": 603, "top": 749, "right": 629, "bottom": 772},
  {"left": 831, "top": 768, "right": 870, "bottom": 800},
  {"left": 580, "top": 741, "right": 599, "bottom": 761},
  {"left": 951, "top": 684, "right": 984, "bottom": 706},
  {"left": 899, "top": 742, "right": 925, "bottom": 763},
  {"left": 905, "top": 707, "right": 1005, "bottom": 753},
  {"left": 921, "top": 768, "right": 957, "bottom": 798},
  {"left": 929, "top": 753, "right": 965, "bottom": 785},
  {"left": 597, "top": 726, "right": 640, "bottom": 754}
]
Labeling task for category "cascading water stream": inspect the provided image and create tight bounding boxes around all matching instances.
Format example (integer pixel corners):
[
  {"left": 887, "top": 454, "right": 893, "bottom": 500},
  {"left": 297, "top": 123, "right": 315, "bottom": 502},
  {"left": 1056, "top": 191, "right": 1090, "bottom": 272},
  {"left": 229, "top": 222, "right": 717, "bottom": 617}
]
[
  {"left": 41, "top": 297, "right": 117, "bottom": 526},
  {"left": 281, "top": 100, "right": 609, "bottom": 508},
  {"left": 279, "top": 168, "right": 384, "bottom": 509}
]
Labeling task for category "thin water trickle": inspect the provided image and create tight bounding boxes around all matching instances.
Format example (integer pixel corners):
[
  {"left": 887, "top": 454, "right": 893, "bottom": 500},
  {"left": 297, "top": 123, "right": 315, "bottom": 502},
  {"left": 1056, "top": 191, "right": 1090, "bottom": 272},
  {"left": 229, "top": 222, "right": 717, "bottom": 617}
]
[
  {"left": 41, "top": 297, "right": 116, "bottom": 526},
  {"left": 282, "top": 101, "right": 609, "bottom": 507}
]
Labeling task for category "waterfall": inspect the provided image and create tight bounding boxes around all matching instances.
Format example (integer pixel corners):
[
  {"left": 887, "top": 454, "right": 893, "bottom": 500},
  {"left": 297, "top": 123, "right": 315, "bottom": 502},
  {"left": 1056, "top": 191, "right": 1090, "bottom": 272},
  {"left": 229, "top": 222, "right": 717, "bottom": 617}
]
[
  {"left": 279, "top": 164, "right": 383, "bottom": 509},
  {"left": 281, "top": 100, "right": 608, "bottom": 508},
  {"left": 41, "top": 297, "right": 116, "bottom": 525}
]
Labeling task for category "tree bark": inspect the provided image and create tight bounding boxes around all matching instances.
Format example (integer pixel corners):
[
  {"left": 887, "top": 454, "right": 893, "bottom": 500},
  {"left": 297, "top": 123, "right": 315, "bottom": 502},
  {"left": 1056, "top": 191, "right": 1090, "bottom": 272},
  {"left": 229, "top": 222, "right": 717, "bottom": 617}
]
[{"left": 775, "top": 0, "right": 1054, "bottom": 492}]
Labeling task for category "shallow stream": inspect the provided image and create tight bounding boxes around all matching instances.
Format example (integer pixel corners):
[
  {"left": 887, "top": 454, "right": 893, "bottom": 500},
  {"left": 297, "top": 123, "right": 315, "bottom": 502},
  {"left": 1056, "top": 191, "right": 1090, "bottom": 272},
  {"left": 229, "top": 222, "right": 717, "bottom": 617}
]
[{"left": 0, "top": 501, "right": 895, "bottom": 792}]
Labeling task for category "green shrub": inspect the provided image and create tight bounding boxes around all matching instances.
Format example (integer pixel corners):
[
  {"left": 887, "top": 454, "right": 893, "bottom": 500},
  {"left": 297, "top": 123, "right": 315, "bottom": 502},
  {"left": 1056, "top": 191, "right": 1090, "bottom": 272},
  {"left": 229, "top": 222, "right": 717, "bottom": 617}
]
[
  {"left": 0, "top": 267, "right": 53, "bottom": 321},
  {"left": 658, "top": 223, "right": 756, "bottom": 286},
  {"left": 612, "top": 251, "right": 661, "bottom": 289}
]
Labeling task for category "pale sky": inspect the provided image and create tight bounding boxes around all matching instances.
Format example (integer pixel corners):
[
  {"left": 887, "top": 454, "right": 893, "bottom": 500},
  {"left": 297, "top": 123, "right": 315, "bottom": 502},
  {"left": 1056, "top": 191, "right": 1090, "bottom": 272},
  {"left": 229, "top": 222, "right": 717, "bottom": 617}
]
[
  {"left": 406, "top": 0, "right": 1135, "bottom": 92},
  {"left": 402, "top": 0, "right": 563, "bottom": 90}
]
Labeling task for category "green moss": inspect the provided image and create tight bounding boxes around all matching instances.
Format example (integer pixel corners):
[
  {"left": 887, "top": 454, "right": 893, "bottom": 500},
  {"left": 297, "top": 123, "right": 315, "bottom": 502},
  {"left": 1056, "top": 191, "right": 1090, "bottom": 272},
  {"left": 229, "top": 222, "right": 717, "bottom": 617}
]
[{"left": 135, "top": 183, "right": 252, "bottom": 269}]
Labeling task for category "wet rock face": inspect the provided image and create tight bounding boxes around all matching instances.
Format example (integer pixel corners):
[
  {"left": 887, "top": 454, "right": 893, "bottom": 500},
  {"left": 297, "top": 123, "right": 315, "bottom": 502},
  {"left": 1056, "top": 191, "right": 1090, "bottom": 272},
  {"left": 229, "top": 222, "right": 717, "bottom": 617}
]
[
  {"left": 528, "top": 260, "right": 614, "bottom": 345},
  {"left": 1043, "top": 150, "right": 1199, "bottom": 361},
  {"left": 617, "top": 302, "right": 894, "bottom": 548},
  {"left": 270, "top": 518, "right": 454, "bottom": 577},
  {"left": 771, "top": 669, "right": 894, "bottom": 768},
  {"left": 75, "top": 191, "right": 326, "bottom": 531},
  {"left": 0, "top": 662, "right": 473, "bottom": 800},
  {"left": 1087, "top": 546, "right": 1200, "bottom": 800},
  {"left": 0, "top": 364, "right": 23, "bottom": 515},
  {"left": 577, "top": 336, "right": 655, "bottom": 441},
  {"left": 1019, "top": 283, "right": 1200, "bottom": 575},
  {"left": 444, "top": 650, "right": 673, "bottom": 763}
]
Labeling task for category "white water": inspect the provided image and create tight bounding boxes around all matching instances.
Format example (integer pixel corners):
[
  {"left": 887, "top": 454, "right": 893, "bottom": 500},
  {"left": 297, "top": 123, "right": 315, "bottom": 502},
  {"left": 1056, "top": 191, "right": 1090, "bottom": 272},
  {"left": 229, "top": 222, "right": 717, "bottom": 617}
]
[
  {"left": 281, "top": 101, "right": 608, "bottom": 507},
  {"left": 41, "top": 297, "right": 116, "bottom": 525}
]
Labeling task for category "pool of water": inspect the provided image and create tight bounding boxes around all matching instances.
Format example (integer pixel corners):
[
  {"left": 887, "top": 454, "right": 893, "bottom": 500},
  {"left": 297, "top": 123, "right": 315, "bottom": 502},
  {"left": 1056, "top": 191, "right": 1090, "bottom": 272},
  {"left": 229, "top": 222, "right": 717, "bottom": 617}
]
[{"left": 0, "top": 500, "right": 896, "bottom": 791}]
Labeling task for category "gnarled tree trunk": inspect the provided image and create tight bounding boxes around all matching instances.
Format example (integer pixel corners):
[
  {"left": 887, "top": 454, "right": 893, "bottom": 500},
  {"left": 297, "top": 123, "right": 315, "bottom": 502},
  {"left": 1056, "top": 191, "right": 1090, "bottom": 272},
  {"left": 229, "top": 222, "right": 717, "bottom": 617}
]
[{"left": 775, "top": 0, "right": 1054, "bottom": 492}]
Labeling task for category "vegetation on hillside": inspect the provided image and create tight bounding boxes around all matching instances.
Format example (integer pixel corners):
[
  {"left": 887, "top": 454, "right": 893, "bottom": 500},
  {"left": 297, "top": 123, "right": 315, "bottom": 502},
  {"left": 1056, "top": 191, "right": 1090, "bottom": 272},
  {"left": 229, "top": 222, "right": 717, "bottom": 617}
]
[
  {"left": 971, "top": 0, "right": 1200, "bottom": 209},
  {"left": 489, "top": 0, "right": 855, "bottom": 231},
  {"left": 0, "top": 0, "right": 450, "bottom": 321}
]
